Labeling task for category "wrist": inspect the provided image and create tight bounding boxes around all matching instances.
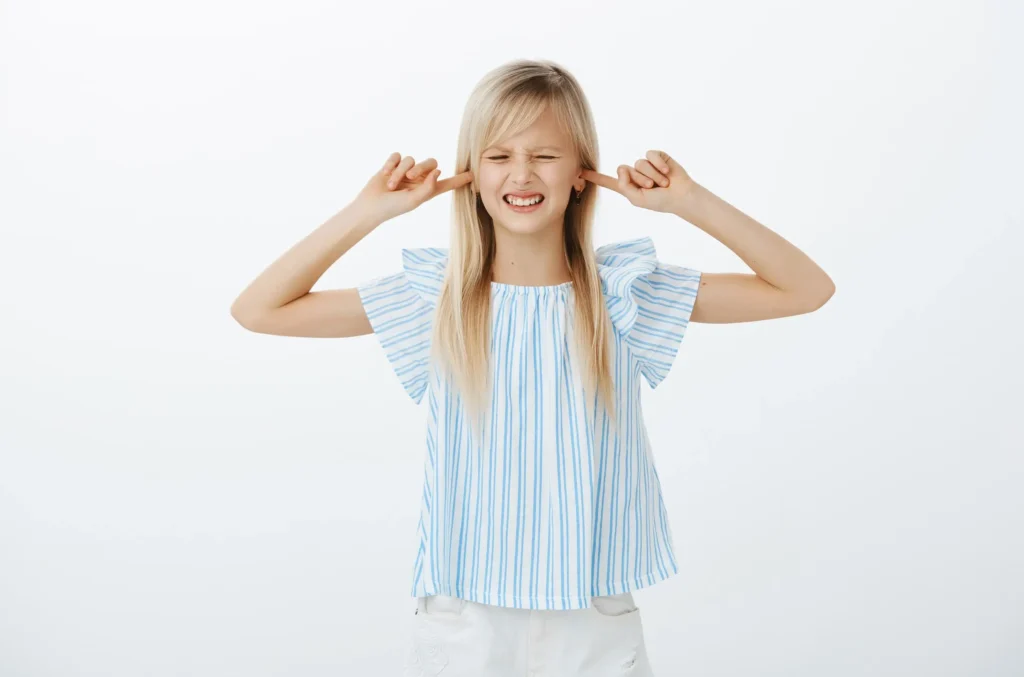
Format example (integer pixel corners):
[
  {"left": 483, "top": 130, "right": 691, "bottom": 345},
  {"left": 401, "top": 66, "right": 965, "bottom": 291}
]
[
  {"left": 669, "top": 180, "right": 704, "bottom": 219},
  {"left": 344, "top": 200, "right": 387, "bottom": 232}
]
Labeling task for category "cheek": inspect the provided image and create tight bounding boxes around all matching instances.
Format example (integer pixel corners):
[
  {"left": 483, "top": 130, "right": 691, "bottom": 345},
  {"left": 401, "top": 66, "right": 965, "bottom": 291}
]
[
  {"left": 477, "top": 167, "right": 500, "bottom": 192},
  {"left": 544, "top": 165, "right": 576, "bottom": 186}
]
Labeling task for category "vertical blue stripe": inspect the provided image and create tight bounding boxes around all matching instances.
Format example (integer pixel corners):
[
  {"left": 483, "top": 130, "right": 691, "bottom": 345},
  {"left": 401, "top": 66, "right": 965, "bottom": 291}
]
[
  {"left": 482, "top": 288, "right": 508, "bottom": 604},
  {"left": 546, "top": 505, "right": 554, "bottom": 604},
  {"left": 551, "top": 295, "right": 569, "bottom": 602},
  {"left": 497, "top": 288, "right": 516, "bottom": 607},
  {"left": 560, "top": 327, "right": 586, "bottom": 604},
  {"left": 530, "top": 293, "right": 543, "bottom": 602},
  {"left": 605, "top": 333, "right": 623, "bottom": 592},
  {"left": 592, "top": 405, "right": 611, "bottom": 594},
  {"left": 513, "top": 292, "right": 527, "bottom": 602},
  {"left": 619, "top": 346, "right": 634, "bottom": 587},
  {"left": 454, "top": 398, "right": 473, "bottom": 593}
]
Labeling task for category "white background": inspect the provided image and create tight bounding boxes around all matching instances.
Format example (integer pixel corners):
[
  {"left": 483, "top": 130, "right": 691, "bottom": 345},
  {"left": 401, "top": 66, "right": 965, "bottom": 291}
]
[{"left": 2, "top": 0, "right": 1021, "bottom": 675}]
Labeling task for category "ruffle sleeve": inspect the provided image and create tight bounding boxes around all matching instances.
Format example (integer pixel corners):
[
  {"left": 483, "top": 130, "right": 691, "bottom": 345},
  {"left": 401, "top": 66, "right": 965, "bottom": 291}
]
[
  {"left": 596, "top": 236, "right": 702, "bottom": 389},
  {"left": 400, "top": 246, "right": 449, "bottom": 309},
  {"left": 356, "top": 247, "right": 449, "bottom": 403}
]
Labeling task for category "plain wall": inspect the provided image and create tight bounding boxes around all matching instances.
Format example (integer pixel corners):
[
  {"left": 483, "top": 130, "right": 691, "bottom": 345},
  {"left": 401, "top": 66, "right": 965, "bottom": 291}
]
[{"left": 1, "top": 0, "right": 1021, "bottom": 675}]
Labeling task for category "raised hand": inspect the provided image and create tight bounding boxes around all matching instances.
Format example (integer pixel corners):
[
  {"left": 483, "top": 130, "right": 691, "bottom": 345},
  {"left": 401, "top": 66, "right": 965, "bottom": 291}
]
[
  {"left": 581, "top": 149, "right": 696, "bottom": 214},
  {"left": 355, "top": 152, "right": 474, "bottom": 222}
]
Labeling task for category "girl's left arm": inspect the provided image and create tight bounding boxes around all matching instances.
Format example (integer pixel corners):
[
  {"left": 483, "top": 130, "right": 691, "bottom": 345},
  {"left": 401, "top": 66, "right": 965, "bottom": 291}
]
[
  {"left": 583, "top": 152, "right": 834, "bottom": 324},
  {"left": 671, "top": 182, "right": 836, "bottom": 324}
]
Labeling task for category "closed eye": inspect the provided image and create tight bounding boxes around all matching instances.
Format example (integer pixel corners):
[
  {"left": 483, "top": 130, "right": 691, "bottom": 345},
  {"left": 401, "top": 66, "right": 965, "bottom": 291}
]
[{"left": 486, "top": 155, "right": 557, "bottom": 160}]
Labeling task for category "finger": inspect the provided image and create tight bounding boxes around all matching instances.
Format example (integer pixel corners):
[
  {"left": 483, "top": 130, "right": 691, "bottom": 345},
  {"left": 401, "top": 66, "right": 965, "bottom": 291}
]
[
  {"left": 381, "top": 152, "right": 401, "bottom": 171},
  {"left": 628, "top": 166, "right": 656, "bottom": 189},
  {"left": 645, "top": 150, "right": 673, "bottom": 176},
  {"left": 419, "top": 168, "right": 441, "bottom": 193},
  {"left": 634, "top": 159, "right": 668, "bottom": 187},
  {"left": 388, "top": 155, "right": 416, "bottom": 187},
  {"left": 434, "top": 169, "right": 474, "bottom": 195},
  {"left": 388, "top": 156, "right": 416, "bottom": 188},
  {"left": 617, "top": 166, "right": 642, "bottom": 201},
  {"left": 379, "top": 152, "right": 402, "bottom": 178},
  {"left": 406, "top": 157, "right": 438, "bottom": 180},
  {"left": 580, "top": 168, "right": 620, "bottom": 193}
]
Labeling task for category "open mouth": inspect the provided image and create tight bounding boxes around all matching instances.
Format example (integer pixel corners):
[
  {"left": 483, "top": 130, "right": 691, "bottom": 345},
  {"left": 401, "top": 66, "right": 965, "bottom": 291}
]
[{"left": 503, "top": 194, "right": 545, "bottom": 211}]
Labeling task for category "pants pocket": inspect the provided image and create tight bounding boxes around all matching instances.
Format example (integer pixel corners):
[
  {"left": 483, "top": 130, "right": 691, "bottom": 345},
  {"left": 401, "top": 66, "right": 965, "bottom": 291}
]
[
  {"left": 418, "top": 593, "right": 469, "bottom": 617},
  {"left": 590, "top": 591, "right": 639, "bottom": 617},
  {"left": 404, "top": 595, "right": 469, "bottom": 676}
]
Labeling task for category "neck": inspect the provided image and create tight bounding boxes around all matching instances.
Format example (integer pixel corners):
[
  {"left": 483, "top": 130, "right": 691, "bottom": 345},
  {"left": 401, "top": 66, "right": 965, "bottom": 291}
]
[{"left": 490, "top": 222, "right": 570, "bottom": 286}]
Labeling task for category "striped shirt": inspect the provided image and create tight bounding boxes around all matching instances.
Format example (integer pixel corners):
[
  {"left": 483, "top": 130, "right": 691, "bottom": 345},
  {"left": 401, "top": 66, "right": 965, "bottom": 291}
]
[{"left": 356, "top": 236, "right": 701, "bottom": 610}]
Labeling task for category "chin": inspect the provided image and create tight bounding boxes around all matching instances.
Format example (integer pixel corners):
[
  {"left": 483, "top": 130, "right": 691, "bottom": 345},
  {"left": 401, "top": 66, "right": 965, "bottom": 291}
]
[
  {"left": 494, "top": 219, "right": 558, "bottom": 236},
  {"left": 488, "top": 201, "right": 566, "bottom": 236}
]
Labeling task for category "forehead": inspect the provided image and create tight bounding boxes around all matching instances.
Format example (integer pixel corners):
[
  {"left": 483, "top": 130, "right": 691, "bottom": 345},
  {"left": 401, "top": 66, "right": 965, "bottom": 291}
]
[
  {"left": 489, "top": 143, "right": 565, "bottom": 152},
  {"left": 487, "top": 106, "right": 569, "bottom": 152}
]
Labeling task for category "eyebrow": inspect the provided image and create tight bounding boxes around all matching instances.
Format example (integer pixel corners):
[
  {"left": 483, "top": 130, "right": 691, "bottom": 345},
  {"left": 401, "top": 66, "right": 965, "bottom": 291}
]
[{"left": 488, "top": 145, "right": 564, "bottom": 152}]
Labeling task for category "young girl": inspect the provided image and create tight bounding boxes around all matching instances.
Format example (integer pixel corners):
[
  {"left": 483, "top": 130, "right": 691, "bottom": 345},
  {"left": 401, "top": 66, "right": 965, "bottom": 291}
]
[{"left": 231, "top": 59, "right": 834, "bottom": 677}]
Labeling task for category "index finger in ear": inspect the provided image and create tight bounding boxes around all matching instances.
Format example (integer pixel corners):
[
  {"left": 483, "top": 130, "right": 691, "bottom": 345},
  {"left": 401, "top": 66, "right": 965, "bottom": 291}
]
[
  {"left": 434, "top": 169, "right": 474, "bottom": 195},
  {"left": 580, "top": 168, "right": 620, "bottom": 194}
]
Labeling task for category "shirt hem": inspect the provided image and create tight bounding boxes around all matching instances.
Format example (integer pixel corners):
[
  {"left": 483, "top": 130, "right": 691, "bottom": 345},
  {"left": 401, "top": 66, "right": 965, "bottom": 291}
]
[{"left": 412, "top": 561, "right": 680, "bottom": 610}]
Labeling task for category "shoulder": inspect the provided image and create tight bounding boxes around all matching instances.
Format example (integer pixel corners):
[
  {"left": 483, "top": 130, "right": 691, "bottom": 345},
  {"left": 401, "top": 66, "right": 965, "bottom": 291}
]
[
  {"left": 595, "top": 236, "right": 659, "bottom": 297},
  {"left": 400, "top": 246, "right": 449, "bottom": 308},
  {"left": 594, "top": 236, "right": 659, "bottom": 335},
  {"left": 595, "top": 236, "right": 700, "bottom": 336}
]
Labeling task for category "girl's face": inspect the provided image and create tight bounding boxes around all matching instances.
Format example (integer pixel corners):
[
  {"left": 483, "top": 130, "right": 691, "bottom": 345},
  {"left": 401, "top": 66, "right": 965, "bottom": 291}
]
[{"left": 477, "top": 107, "right": 584, "bottom": 237}]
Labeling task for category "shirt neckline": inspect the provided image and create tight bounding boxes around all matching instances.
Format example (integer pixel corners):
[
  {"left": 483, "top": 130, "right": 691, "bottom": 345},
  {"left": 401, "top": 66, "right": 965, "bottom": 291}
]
[{"left": 490, "top": 280, "right": 573, "bottom": 293}]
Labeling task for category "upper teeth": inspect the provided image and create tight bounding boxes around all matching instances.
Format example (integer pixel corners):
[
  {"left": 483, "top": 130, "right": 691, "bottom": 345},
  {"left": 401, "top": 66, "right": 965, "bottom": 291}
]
[{"left": 505, "top": 195, "right": 543, "bottom": 206}]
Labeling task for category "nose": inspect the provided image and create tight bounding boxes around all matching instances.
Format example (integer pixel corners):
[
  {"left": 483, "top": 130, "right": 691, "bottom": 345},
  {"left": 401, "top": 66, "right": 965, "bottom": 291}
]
[{"left": 510, "top": 154, "right": 535, "bottom": 183}]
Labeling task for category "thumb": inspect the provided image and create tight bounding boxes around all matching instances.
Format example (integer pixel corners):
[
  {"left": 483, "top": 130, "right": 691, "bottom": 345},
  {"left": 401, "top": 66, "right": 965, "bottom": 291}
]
[
  {"left": 658, "top": 150, "right": 684, "bottom": 175},
  {"left": 420, "top": 169, "right": 441, "bottom": 195}
]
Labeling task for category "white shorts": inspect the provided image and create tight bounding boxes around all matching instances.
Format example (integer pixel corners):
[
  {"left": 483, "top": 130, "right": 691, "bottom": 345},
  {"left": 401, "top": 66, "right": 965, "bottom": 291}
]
[{"left": 401, "top": 591, "right": 656, "bottom": 677}]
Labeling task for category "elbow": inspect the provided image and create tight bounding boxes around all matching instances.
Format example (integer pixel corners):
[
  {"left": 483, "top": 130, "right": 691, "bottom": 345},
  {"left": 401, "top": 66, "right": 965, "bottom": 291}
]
[
  {"left": 809, "top": 278, "right": 836, "bottom": 310},
  {"left": 791, "top": 278, "right": 835, "bottom": 314},
  {"left": 230, "top": 299, "right": 261, "bottom": 330}
]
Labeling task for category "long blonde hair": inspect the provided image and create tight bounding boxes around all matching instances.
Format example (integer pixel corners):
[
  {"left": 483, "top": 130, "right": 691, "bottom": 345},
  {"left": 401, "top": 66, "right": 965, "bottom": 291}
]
[{"left": 431, "top": 59, "right": 616, "bottom": 427}]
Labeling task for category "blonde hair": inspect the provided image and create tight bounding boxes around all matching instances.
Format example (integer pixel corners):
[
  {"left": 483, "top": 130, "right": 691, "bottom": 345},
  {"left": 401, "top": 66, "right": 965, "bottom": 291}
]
[{"left": 431, "top": 59, "right": 617, "bottom": 429}]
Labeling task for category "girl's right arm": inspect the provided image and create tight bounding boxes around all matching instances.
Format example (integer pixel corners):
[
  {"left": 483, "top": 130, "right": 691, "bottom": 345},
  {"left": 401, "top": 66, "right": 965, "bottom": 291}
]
[
  {"left": 229, "top": 153, "right": 471, "bottom": 339},
  {"left": 229, "top": 202, "right": 382, "bottom": 338}
]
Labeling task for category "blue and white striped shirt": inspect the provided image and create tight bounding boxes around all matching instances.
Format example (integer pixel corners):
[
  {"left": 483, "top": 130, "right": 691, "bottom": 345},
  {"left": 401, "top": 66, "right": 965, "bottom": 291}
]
[{"left": 356, "top": 236, "right": 701, "bottom": 610}]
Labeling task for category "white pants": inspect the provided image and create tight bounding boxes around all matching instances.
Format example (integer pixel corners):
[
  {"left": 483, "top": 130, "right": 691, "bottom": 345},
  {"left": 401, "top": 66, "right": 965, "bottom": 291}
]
[{"left": 401, "top": 592, "right": 656, "bottom": 676}]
